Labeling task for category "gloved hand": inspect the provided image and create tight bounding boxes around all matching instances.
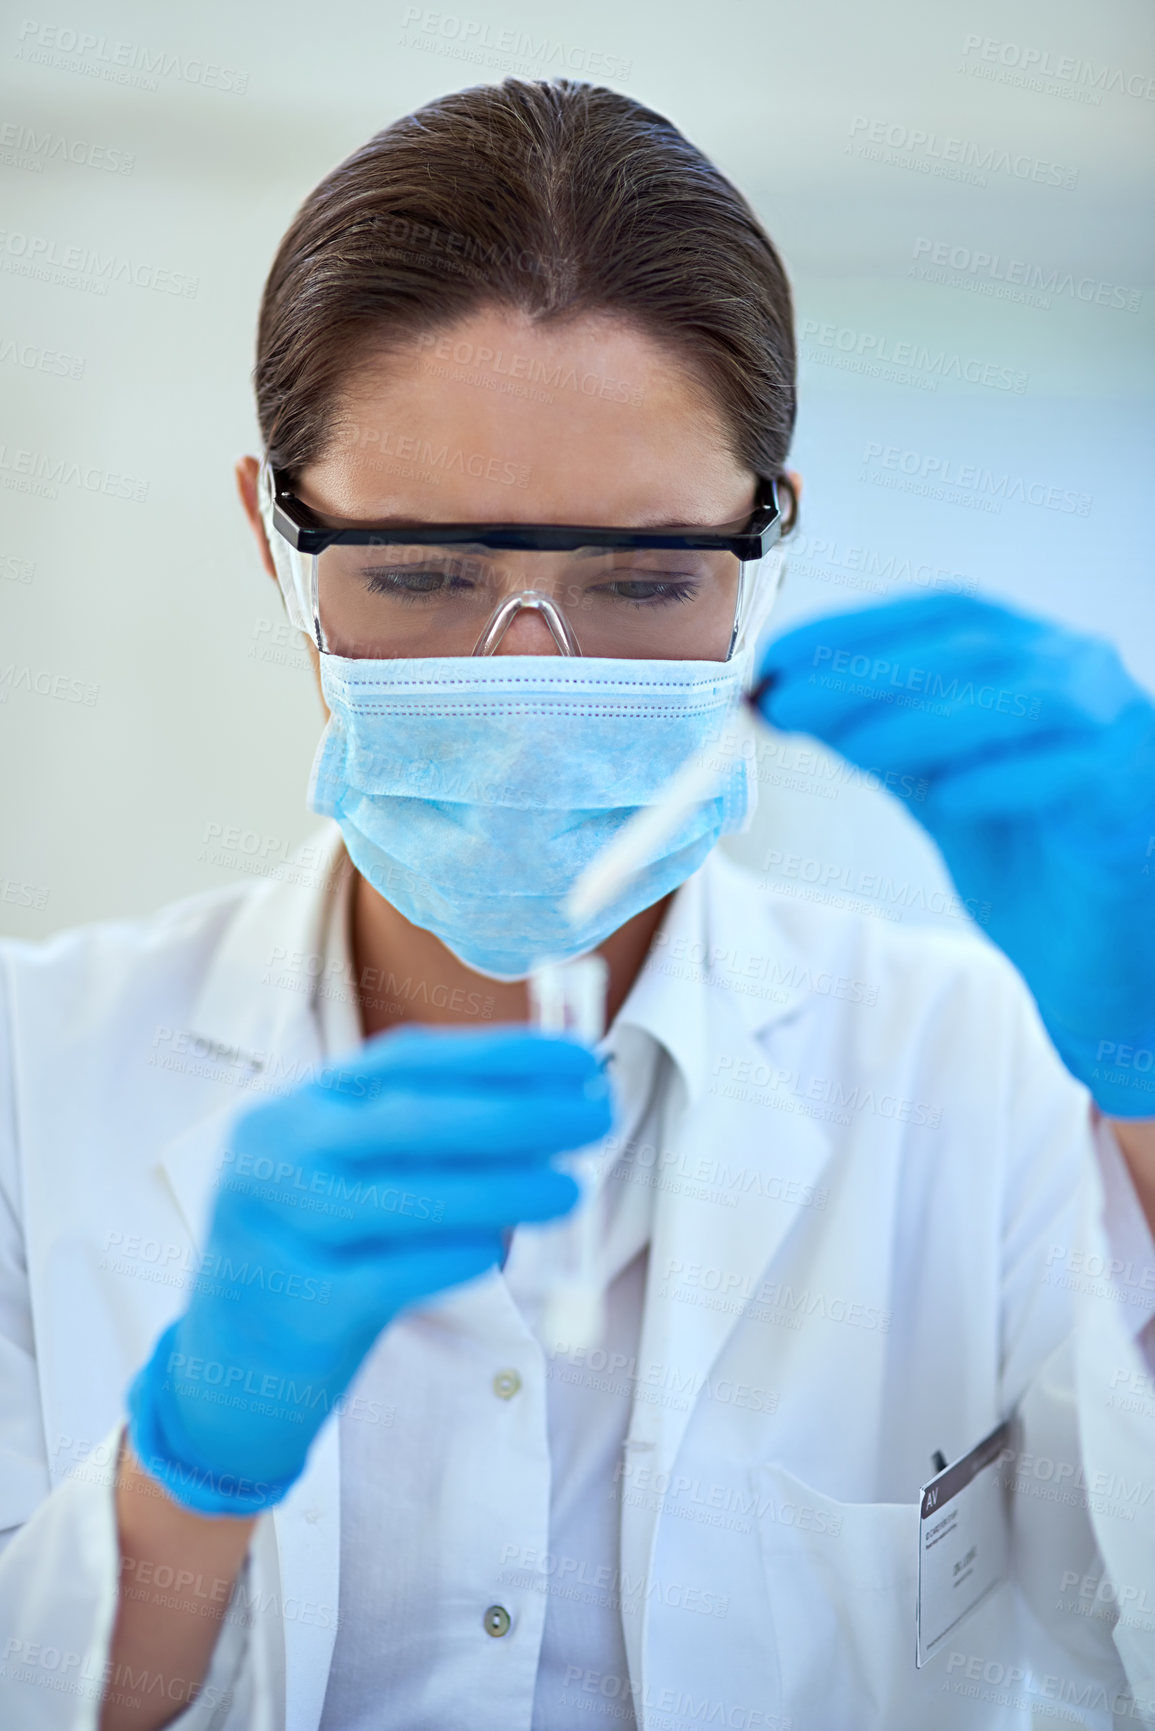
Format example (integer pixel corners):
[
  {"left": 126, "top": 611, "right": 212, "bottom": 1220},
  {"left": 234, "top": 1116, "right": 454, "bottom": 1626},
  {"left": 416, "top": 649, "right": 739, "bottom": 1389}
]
[
  {"left": 753, "top": 593, "right": 1155, "bottom": 1118},
  {"left": 127, "top": 1026, "right": 611, "bottom": 1513}
]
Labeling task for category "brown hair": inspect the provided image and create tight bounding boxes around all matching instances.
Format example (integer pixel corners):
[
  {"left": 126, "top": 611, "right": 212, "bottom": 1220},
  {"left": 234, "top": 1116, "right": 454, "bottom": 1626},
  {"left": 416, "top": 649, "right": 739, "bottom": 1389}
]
[{"left": 255, "top": 78, "right": 797, "bottom": 517}]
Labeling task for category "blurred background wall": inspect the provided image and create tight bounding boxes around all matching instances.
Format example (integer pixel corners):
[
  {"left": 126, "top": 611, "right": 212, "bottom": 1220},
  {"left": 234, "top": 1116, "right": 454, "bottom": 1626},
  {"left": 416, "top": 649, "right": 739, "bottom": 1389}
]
[{"left": 1, "top": 0, "right": 1151, "bottom": 941}]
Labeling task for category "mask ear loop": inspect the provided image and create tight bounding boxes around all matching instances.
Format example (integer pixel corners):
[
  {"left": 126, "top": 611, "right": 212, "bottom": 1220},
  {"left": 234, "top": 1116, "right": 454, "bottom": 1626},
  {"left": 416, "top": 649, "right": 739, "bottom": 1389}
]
[{"left": 471, "top": 590, "right": 582, "bottom": 656}]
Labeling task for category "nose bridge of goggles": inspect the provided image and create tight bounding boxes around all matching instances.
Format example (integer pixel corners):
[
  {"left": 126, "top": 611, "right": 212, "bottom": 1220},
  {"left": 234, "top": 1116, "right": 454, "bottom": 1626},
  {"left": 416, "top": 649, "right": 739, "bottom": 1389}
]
[{"left": 472, "top": 590, "right": 582, "bottom": 656}]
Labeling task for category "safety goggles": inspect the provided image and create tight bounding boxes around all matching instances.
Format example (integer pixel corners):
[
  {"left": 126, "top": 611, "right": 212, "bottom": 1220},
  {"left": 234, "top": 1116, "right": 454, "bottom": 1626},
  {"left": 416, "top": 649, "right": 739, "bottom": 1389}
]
[{"left": 258, "top": 458, "right": 792, "bottom": 663}]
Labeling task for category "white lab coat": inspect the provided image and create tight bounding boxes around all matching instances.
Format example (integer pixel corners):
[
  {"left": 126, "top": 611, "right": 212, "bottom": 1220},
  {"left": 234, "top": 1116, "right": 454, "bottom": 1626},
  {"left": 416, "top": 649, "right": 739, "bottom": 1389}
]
[{"left": 0, "top": 824, "right": 1152, "bottom": 1731}]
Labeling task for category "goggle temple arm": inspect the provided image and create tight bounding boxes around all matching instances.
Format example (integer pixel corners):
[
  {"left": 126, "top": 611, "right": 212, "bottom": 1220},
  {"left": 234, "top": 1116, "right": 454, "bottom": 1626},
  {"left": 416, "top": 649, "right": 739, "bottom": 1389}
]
[{"left": 258, "top": 457, "right": 315, "bottom": 639}]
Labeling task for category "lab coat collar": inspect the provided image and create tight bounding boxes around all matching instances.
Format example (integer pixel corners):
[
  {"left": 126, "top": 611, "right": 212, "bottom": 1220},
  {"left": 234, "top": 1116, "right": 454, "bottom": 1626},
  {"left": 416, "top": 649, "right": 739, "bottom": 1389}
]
[
  {"left": 180, "top": 824, "right": 819, "bottom": 1120},
  {"left": 184, "top": 824, "right": 353, "bottom": 1075},
  {"left": 615, "top": 846, "right": 822, "bottom": 1108},
  {"left": 156, "top": 829, "right": 350, "bottom": 1309}
]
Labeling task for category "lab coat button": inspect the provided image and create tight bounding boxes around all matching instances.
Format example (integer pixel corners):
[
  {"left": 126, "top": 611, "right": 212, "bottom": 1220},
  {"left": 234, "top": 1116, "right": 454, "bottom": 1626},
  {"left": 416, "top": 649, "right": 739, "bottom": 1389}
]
[
  {"left": 483, "top": 1604, "right": 512, "bottom": 1637},
  {"left": 493, "top": 1368, "right": 521, "bottom": 1400}
]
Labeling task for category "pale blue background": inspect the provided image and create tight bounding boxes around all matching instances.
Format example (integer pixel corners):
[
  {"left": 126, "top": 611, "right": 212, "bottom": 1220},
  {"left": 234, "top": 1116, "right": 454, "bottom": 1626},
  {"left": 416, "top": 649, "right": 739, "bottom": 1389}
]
[{"left": 1, "top": 0, "right": 1151, "bottom": 937}]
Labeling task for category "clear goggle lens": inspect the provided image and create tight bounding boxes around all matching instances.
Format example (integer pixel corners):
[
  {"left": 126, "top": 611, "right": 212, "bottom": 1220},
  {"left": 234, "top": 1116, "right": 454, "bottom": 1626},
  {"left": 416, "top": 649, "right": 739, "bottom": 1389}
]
[{"left": 314, "top": 540, "right": 745, "bottom": 660}]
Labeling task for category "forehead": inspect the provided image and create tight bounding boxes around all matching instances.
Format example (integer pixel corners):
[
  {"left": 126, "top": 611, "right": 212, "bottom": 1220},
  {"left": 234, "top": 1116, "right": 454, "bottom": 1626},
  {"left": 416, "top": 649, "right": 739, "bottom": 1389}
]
[{"left": 299, "top": 306, "right": 751, "bottom": 528}]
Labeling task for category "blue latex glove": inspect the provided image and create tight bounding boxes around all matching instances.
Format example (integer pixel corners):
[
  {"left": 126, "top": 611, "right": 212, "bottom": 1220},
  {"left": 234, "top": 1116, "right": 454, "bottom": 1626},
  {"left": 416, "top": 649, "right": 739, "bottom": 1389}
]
[
  {"left": 753, "top": 593, "right": 1155, "bottom": 1118},
  {"left": 127, "top": 1026, "right": 611, "bottom": 1513}
]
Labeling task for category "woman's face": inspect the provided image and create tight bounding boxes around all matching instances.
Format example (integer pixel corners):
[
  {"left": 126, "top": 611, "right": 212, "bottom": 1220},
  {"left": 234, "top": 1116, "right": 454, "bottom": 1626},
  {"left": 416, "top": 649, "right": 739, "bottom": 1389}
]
[{"left": 287, "top": 306, "right": 764, "bottom": 658}]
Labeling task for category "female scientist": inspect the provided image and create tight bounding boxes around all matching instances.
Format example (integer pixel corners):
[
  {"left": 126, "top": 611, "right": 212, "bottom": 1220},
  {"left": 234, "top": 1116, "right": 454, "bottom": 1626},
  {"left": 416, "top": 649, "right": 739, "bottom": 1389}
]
[{"left": 1, "top": 78, "right": 1153, "bottom": 1731}]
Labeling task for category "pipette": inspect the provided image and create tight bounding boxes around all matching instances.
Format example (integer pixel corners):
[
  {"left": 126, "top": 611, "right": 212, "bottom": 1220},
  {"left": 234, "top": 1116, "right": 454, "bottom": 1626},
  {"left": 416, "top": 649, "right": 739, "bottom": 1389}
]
[
  {"left": 529, "top": 954, "right": 610, "bottom": 1353},
  {"left": 564, "top": 682, "right": 769, "bottom": 929}
]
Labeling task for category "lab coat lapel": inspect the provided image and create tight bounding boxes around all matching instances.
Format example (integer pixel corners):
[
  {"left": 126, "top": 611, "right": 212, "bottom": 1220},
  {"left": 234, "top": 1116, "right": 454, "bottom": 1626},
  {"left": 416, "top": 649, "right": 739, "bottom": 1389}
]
[
  {"left": 156, "top": 825, "right": 348, "bottom": 1249},
  {"left": 156, "top": 1101, "right": 254, "bottom": 1251},
  {"left": 616, "top": 857, "right": 838, "bottom": 1704},
  {"left": 155, "top": 828, "right": 347, "bottom": 1731}
]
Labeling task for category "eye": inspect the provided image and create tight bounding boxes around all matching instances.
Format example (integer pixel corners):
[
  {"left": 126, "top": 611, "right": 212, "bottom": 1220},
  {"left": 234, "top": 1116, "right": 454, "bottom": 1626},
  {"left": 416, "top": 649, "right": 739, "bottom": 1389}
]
[
  {"left": 595, "top": 575, "right": 701, "bottom": 606},
  {"left": 361, "top": 562, "right": 479, "bottom": 598}
]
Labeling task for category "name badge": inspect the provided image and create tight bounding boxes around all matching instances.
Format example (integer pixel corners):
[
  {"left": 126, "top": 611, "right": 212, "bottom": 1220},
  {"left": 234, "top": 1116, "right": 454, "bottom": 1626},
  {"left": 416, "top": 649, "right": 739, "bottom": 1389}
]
[{"left": 916, "top": 1417, "right": 1013, "bottom": 1667}]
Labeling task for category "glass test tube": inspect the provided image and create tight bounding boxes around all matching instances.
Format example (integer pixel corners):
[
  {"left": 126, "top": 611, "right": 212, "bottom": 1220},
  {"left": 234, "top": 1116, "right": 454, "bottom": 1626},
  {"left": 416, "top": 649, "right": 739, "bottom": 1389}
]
[{"left": 528, "top": 954, "right": 610, "bottom": 1354}]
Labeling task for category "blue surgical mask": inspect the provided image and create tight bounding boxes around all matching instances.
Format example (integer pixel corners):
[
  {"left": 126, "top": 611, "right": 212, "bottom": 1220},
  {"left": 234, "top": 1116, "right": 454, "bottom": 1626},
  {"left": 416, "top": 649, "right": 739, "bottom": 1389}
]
[{"left": 307, "top": 641, "right": 771, "bottom": 981}]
